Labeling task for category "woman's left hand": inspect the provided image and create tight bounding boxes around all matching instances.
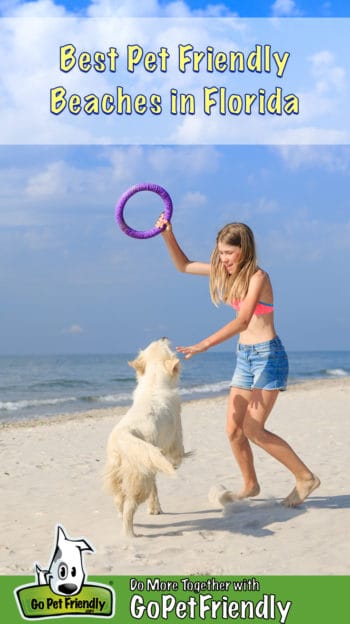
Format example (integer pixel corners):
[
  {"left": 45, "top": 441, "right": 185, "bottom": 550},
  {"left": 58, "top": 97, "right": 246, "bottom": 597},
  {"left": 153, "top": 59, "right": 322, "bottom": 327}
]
[{"left": 176, "top": 340, "right": 210, "bottom": 359}]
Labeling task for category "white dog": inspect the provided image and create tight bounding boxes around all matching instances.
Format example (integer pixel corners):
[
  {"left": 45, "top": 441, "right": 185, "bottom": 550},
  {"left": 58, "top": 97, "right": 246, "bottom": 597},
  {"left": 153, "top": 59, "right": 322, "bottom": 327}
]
[{"left": 104, "top": 338, "right": 187, "bottom": 537}]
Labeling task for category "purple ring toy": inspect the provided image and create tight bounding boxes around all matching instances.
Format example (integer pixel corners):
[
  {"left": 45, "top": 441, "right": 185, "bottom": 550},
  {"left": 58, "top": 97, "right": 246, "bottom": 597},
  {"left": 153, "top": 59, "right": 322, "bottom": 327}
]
[{"left": 115, "top": 183, "right": 173, "bottom": 239}]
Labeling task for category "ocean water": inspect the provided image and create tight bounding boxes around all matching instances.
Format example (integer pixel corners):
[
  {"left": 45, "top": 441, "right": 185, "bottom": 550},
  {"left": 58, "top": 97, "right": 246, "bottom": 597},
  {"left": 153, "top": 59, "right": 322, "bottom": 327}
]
[{"left": 0, "top": 351, "right": 349, "bottom": 424}]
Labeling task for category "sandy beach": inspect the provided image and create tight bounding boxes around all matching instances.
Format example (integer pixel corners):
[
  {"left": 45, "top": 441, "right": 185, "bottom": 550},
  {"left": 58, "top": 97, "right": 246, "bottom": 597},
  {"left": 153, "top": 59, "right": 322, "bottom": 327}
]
[{"left": 1, "top": 377, "right": 349, "bottom": 577}]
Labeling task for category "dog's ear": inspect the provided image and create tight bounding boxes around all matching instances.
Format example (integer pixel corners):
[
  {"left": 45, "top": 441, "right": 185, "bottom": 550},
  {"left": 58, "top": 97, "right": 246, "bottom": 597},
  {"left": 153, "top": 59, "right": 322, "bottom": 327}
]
[
  {"left": 165, "top": 357, "right": 180, "bottom": 376},
  {"left": 128, "top": 356, "right": 145, "bottom": 375}
]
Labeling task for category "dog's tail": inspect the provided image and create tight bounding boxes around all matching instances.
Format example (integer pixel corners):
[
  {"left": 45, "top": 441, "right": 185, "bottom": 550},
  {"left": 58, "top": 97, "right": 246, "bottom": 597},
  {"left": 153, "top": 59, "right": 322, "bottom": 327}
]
[{"left": 108, "top": 430, "right": 176, "bottom": 479}]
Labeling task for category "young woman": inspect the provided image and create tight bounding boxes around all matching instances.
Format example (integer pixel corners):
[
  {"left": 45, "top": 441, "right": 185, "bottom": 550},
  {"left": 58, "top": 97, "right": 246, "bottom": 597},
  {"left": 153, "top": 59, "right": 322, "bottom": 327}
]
[{"left": 156, "top": 216, "right": 320, "bottom": 507}]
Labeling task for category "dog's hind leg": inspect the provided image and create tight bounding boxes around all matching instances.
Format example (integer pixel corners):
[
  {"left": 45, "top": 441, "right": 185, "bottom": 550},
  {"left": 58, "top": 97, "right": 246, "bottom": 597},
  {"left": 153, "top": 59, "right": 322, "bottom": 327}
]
[
  {"left": 147, "top": 480, "right": 162, "bottom": 515},
  {"left": 122, "top": 499, "right": 138, "bottom": 537},
  {"left": 114, "top": 492, "right": 124, "bottom": 518}
]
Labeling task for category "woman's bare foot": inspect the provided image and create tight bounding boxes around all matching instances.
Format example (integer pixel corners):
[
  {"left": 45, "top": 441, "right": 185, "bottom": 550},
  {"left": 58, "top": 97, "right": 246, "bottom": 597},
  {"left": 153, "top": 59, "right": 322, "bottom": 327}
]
[
  {"left": 283, "top": 474, "right": 320, "bottom": 507},
  {"left": 237, "top": 483, "right": 260, "bottom": 499}
]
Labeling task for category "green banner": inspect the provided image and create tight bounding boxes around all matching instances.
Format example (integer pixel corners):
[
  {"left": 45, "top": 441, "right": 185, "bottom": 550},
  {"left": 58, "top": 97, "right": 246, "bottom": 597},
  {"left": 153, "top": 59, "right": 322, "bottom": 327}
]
[
  {"left": 0, "top": 575, "right": 348, "bottom": 623},
  {"left": 15, "top": 582, "right": 114, "bottom": 619}
]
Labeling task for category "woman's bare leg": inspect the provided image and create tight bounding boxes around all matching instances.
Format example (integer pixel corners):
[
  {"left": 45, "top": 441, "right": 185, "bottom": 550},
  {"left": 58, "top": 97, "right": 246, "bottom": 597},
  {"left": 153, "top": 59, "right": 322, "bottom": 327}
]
[
  {"left": 226, "top": 387, "right": 260, "bottom": 498},
  {"left": 243, "top": 389, "right": 320, "bottom": 506}
]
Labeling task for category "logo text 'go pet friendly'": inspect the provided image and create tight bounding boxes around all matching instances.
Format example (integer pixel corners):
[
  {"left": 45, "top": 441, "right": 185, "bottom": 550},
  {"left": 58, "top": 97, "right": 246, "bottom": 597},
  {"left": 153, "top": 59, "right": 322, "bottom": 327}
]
[{"left": 15, "top": 525, "right": 115, "bottom": 619}]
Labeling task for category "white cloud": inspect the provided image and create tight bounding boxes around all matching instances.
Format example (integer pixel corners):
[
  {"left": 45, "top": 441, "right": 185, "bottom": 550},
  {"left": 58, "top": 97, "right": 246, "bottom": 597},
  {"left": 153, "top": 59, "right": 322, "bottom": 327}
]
[
  {"left": 309, "top": 50, "right": 346, "bottom": 94},
  {"left": 62, "top": 324, "right": 84, "bottom": 334},
  {"left": 23, "top": 154, "right": 139, "bottom": 204},
  {"left": 182, "top": 190, "right": 207, "bottom": 206},
  {"left": 276, "top": 145, "right": 350, "bottom": 172},
  {"left": 271, "top": 0, "right": 301, "bottom": 17},
  {"left": 265, "top": 215, "right": 350, "bottom": 264},
  {"left": 107, "top": 146, "right": 145, "bottom": 181},
  {"left": 264, "top": 46, "right": 349, "bottom": 144},
  {"left": 147, "top": 146, "right": 221, "bottom": 175},
  {"left": 25, "top": 161, "right": 71, "bottom": 197},
  {"left": 1, "top": 0, "right": 68, "bottom": 17},
  {"left": 0, "top": 0, "right": 237, "bottom": 18},
  {"left": 87, "top": 0, "right": 161, "bottom": 18},
  {"left": 256, "top": 197, "right": 279, "bottom": 214},
  {"left": 86, "top": 0, "right": 236, "bottom": 18}
]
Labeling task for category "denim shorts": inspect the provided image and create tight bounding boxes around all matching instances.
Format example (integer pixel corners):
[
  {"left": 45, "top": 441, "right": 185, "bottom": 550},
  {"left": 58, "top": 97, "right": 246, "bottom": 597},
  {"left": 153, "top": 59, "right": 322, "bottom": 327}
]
[{"left": 230, "top": 336, "right": 289, "bottom": 391}]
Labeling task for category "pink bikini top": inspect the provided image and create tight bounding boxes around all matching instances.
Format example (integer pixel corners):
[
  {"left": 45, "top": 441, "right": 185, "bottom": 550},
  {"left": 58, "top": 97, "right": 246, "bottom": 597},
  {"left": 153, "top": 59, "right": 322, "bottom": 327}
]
[{"left": 232, "top": 298, "right": 274, "bottom": 315}]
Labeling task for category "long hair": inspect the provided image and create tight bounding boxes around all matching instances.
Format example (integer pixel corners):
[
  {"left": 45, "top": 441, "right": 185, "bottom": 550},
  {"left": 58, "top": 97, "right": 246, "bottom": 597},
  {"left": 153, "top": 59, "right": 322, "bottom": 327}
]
[{"left": 209, "top": 223, "right": 258, "bottom": 305}]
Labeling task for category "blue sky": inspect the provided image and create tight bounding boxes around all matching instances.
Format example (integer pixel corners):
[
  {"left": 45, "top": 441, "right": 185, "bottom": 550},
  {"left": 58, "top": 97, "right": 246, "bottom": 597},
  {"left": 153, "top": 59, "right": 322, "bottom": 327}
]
[
  {"left": 1, "top": 144, "right": 349, "bottom": 354},
  {"left": 0, "top": 1, "right": 350, "bottom": 354},
  {"left": 1, "top": 1, "right": 349, "bottom": 17}
]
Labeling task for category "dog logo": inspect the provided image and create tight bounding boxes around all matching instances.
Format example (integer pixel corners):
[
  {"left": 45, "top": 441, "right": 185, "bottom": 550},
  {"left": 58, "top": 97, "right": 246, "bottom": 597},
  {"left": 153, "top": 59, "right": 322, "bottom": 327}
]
[
  {"left": 15, "top": 525, "right": 115, "bottom": 620},
  {"left": 35, "top": 525, "right": 93, "bottom": 596}
]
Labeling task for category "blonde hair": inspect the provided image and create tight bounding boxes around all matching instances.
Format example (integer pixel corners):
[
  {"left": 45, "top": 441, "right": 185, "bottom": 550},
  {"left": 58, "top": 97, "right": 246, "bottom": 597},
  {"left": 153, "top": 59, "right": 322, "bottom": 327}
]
[{"left": 209, "top": 223, "right": 258, "bottom": 305}]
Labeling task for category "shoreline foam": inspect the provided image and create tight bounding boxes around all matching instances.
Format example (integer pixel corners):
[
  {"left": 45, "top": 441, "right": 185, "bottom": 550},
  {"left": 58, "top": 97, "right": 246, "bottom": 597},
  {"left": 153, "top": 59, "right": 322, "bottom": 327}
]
[{"left": 2, "top": 375, "right": 350, "bottom": 430}]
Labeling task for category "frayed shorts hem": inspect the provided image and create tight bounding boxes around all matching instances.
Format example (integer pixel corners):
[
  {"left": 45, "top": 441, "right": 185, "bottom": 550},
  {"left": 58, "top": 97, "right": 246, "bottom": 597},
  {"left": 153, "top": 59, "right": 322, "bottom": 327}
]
[{"left": 229, "top": 383, "right": 287, "bottom": 392}]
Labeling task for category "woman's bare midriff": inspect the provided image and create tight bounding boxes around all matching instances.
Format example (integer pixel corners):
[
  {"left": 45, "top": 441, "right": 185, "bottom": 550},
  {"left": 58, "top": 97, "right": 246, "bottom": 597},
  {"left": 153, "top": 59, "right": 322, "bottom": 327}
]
[{"left": 239, "top": 313, "right": 277, "bottom": 344}]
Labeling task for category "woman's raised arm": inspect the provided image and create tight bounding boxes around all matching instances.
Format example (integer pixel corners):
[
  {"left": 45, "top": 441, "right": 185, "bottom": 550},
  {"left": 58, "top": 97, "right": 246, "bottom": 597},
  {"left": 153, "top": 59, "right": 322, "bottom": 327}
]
[{"left": 156, "top": 214, "right": 210, "bottom": 276}]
